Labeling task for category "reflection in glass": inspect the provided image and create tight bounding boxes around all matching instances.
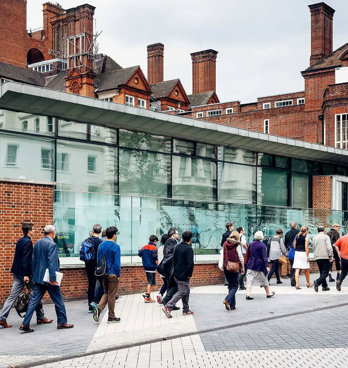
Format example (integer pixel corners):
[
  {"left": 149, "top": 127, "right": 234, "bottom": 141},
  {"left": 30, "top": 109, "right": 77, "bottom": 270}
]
[
  {"left": 58, "top": 120, "right": 87, "bottom": 140},
  {"left": 219, "top": 147, "right": 256, "bottom": 165},
  {"left": 120, "top": 130, "right": 171, "bottom": 152},
  {"left": 292, "top": 173, "right": 308, "bottom": 208},
  {"left": 259, "top": 167, "right": 288, "bottom": 206},
  {"left": 91, "top": 125, "right": 117, "bottom": 144}
]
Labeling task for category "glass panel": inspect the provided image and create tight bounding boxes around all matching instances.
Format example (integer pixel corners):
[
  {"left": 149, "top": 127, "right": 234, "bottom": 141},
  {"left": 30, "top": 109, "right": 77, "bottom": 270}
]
[
  {"left": 292, "top": 158, "right": 308, "bottom": 173},
  {"left": 219, "top": 147, "right": 256, "bottom": 165},
  {"left": 58, "top": 120, "right": 87, "bottom": 140},
  {"left": 173, "top": 139, "right": 195, "bottom": 155},
  {"left": 292, "top": 173, "right": 308, "bottom": 208},
  {"left": 90, "top": 125, "right": 117, "bottom": 144},
  {"left": 196, "top": 143, "right": 216, "bottom": 159},
  {"left": 119, "top": 130, "right": 171, "bottom": 153},
  {"left": 275, "top": 156, "right": 290, "bottom": 169},
  {"left": 172, "top": 156, "right": 216, "bottom": 201},
  {"left": 0, "top": 132, "right": 54, "bottom": 181},
  {"left": 218, "top": 162, "right": 256, "bottom": 204},
  {"left": 119, "top": 149, "right": 170, "bottom": 197},
  {"left": 56, "top": 140, "right": 117, "bottom": 194},
  {"left": 258, "top": 153, "right": 273, "bottom": 166},
  {"left": 321, "top": 163, "right": 335, "bottom": 175},
  {"left": 0, "top": 109, "right": 55, "bottom": 136},
  {"left": 259, "top": 167, "right": 288, "bottom": 206}
]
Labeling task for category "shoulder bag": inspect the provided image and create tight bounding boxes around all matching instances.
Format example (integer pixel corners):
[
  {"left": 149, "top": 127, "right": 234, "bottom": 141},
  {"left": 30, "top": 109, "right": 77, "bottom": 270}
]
[{"left": 224, "top": 244, "right": 240, "bottom": 273}]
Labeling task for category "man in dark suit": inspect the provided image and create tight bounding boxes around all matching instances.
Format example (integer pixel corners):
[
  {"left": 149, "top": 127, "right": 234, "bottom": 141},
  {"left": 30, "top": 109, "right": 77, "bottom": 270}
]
[
  {"left": 0, "top": 223, "right": 52, "bottom": 329},
  {"left": 19, "top": 225, "right": 73, "bottom": 333}
]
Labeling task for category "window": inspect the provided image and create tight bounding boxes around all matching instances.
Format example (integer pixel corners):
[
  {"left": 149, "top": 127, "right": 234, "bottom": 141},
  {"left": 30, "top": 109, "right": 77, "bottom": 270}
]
[
  {"left": 225, "top": 108, "right": 234, "bottom": 114},
  {"left": 275, "top": 99, "right": 293, "bottom": 108},
  {"left": 22, "top": 121, "right": 28, "bottom": 131},
  {"left": 297, "top": 98, "right": 305, "bottom": 105},
  {"left": 125, "top": 95, "right": 134, "bottom": 106},
  {"left": 263, "top": 103, "right": 271, "bottom": 109},
  {"left": 335, "top": 113, "right": 348, "bottom": 149},
  {"left": 41, "top": 148, "right": 54, "bottom": 169},
  {"left": 138, "top": 98, "right": 146, "bottom": 109},
  {"left": 57, "top": 153, "right": 69, "bottom": 171},
  {"left": 103, "top": 97, "right": 113, "bottom": 102},
  {"left": 167, "top": 106, "right": 175, "bottom": 111},
  {"left": 6, "top": 144, "right": 18, "bottom": 166},
  {"left": 196, "top": 112, "right": 203, "bottom": 118},
  {"left": 47, "top": 117, "right": 54, "bottom": 133},
  {"left": 87, "top": 155, "right": 97, "bottom": 173},
  {"left": 177, "top": 109, "right": 185, "bottom": 113},
  {"left": 0, "top": 78, "right": 10, "bottom": 85},
  {"left": 206, "top": 109, "right": 222, "bottom": 117},
  {"left": 264, "top": 119, "right": 269, "bottom": 134},
  {"left": 35, "top": 118, "right": 40, "bottom": 133}
]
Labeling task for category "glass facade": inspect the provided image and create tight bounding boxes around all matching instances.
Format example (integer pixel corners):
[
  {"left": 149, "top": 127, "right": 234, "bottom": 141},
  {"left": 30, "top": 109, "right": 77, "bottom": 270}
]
[{"left": 1, "top": 108, "right": 348, "bottom": 259}]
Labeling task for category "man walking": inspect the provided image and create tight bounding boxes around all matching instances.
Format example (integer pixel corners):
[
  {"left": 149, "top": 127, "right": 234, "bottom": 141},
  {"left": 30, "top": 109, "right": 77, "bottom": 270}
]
[
  {"left": 284, "top": 222, "right": 299, "bottom": 286},
  {"left": 327, "top": 224, "right": 341, "bottom": 282},
  {"left": 163, "top": 231, "right": 194, "bottom": 318},
  {"left": 0, "top": 223, "right": 52, "bottom": 329},
  {"left": 80, "top": 224, "right": 103, "bottom": 312},
  {"left": 93, "top": 226, "right": 121, "bottom": 324},
  {"left": 335, "top": 232, "right": 348, "bottom": 291},
  {"left": 19, "top": 225, "right": 73, "bottom": 333},
  {"left": 221, "top": 222, "right": 234, "bottom": 247},
  {"left": 161, "top": 228, "right": 180, "bottom": 309},
  {"left": 313, "top": 226, "right": 333, "bottom": 292}
]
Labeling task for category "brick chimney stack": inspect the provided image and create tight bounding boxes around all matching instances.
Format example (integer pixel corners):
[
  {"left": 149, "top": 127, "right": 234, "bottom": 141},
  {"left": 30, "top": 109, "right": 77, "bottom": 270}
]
[
  {"left": 309, "top": 3, "right": 335, "bottom": 66},
  {"left": 147, "top": 43, "right": 164, "bottom": 84},
  {"left": 191, "top": 49, "right": 218, "bottom": 94}
]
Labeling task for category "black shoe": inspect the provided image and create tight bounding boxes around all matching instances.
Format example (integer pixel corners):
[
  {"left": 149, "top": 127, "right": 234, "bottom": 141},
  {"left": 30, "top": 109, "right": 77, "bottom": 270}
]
[
  {"left": 276, "top": 280, "right": 283, "bottom": 284},
  {"left": 239, "top": 286, "right": 246, "bottom": 290},
  {"left": 246, "top": 295, "right": 254, "bottom": 300},
  {"left": 329, "top": 275, "right": 335, "bottom": 282},
  {"left": 266, "top": 291, "right": 275, "bottom": 298},
  {"left": 322, "top": 287, "right": 330, "bottom": 291},
  {"left": 19, "top": 324, "right": 34, "bottom": 333},
  {"left": 314, "top": 280, "right": 318, "bottom": 292},
  {"left": 336, "top": 280, "right": 342, "bottom": 291},
  {"left": 107, "top": 317, "right": 121, "bottom": 324},
  {"left": 172, "top": 306, "right": 180, "bottom": 311},
  {"left": 336, "top": 273, "right": 341, "bottom": 281}
]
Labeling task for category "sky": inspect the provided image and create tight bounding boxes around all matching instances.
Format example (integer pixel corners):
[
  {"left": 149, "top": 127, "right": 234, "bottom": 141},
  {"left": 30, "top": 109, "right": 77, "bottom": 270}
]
[{"left": 26, "top": 0, "right": 348, "bottom": 103}]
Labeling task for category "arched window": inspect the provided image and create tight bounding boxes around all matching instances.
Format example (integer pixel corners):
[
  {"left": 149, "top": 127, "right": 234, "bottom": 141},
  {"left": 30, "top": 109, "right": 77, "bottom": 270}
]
[{"left": 27, "top": 49, "right": 45, "bottom": 65}]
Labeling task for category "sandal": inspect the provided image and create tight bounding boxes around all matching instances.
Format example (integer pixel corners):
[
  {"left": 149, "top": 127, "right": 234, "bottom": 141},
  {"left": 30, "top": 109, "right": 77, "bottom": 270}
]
[{"left": 307, "top": 284, "right": 313, "bottom": 288}]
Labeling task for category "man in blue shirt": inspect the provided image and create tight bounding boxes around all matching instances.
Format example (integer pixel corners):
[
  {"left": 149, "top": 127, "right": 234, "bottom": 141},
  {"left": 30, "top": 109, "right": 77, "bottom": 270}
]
[{"left": 93, "top": 226, "right": 121, "bottom": 324}]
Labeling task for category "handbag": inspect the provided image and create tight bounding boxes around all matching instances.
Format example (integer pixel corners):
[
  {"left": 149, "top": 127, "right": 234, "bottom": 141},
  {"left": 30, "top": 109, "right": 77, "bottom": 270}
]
[
  {"left": 244, "top": 246, "right": 250, "bottom": 265},
  {"left": 286, "top": 238, "right": 296, "bottom": 261},
  {"left": 224, "top": 244, "right": 240, "bottom": 273},
  {"left": 14, "top": 283, "right": 33, "bottom": 318}
]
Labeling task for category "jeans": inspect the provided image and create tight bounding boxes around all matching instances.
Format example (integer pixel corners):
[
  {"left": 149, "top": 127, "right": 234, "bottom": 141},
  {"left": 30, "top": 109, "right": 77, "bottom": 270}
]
[
  {"left": 268, "top": 260, "right": 280, "bottom": 282},
  {"left": 23, "top": 283, "right": 67, "bottom": 326},
  {"left": 85, "top": 261, "right": 97, "bottom": 307},
  {"left": 330, "top": 247, "right": 341, "bottom": 272},
  {"left": 290, "top": 259, "right": 296, "bottom": 286},
  {"left": 315, "top": 259, "right": 330, "bottom": 287},
  {"left": 338, "top": 258, "right": 348, "bottom": 283},
  {"left": 224, "top": 270, "right": 239, "bottom": 308},
  {"left": 162, "top": 278, "right": 178, "bottom": 306},
  {"left": 159, "top": 277, "right": 168, "bottom": 296},
  {"left": 92, "top": 278, "right": 104, "bottom": 304},
  {"left": 166, "top": 277, "right": 190, "bottom": 313},
  {"left": 98, "top": 274, "right": 119, "bottom": 319},
  {"left": 0, "top": 274, "right": 44, "bottom": 322},
  {"left": 238, "top": 269, "right": 246, "bottom": 288}
]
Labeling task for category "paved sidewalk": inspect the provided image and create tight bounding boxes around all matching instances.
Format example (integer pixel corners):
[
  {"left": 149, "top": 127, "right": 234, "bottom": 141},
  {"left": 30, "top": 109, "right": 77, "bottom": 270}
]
[{"left": 1, "top": 273, "right": 348, "bottom": 367}]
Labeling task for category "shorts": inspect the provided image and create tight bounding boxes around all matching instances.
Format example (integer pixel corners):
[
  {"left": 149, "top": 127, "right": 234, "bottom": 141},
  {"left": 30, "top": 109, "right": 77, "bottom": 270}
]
[{"left": 146, "top": 271, "right": 156, "bottom": 286}]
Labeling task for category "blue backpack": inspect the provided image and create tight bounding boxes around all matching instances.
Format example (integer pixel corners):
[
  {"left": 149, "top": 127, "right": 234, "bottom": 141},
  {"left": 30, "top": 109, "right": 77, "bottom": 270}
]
[{"left": 80, "top": 238, "right": 95, "bottom": 262}]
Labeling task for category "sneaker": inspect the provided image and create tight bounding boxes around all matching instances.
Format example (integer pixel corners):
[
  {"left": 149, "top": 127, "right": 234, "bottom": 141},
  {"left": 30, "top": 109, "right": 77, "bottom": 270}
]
[
  {"left": 93, "top": 308, "right": 101, "bottom": 322},
  {"left": 107, "top": 317, "right": 121, "bottom": 324},
  {"left": 322, "top": 286, "right": 330, "bottom": 291},
  {"left": 156, "top": 295, "right": 163, "bottom": 304},
  {"left": 90, "top": 302, "right": 98, "bottom": 309},
  {"left": 162, "top": 306, "right": 172, "bottom": 318},
  {"left": 276, "top": 280, "right": 283, "bottom": 284},
  {"left": 183, "top": 310, "right": 194, "bottom": 316},
  {"left": 336, "top": 280, "right": 342, "bottom": 291},
  {"left": 144, "top": 297, "right": 155, "bottom": 303},
  {"left": 314, "top": 280, "right": 319, "bottom": 292},
  {"left": 88, "top": 308, "right": 94, "bottom": 313},
  {"left": 172, "top": 306, "right": 180, "bottom": 311}
]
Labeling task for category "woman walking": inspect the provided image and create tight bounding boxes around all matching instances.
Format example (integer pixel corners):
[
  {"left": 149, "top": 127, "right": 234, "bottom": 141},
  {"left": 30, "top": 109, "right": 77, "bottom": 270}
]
[
  {"left": 267, "top": 229, "right": 287, "bottom": 284},
  {"left": 222, "top": 231, "right": 244, "bottom": 310},
  {"left": 293, "top": 225, "right": 312, "bottom": 289},
  {"left": 246, "top": 231, "right": 275, "bottom": 299}
]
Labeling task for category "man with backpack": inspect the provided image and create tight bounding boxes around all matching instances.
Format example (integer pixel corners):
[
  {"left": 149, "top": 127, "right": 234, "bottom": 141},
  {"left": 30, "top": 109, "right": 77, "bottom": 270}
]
[
  {"left": 93, "top": 226, "right": 121, "bottom": 324},
  {"left": 80, "top": 224, "right": 103, "bottom": 313}
]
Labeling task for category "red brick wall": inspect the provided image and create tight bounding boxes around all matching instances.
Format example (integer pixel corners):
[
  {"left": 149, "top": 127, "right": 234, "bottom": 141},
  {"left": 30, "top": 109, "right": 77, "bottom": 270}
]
[{"left": 0, "top": 180, "right": 54, "bottom": 304}]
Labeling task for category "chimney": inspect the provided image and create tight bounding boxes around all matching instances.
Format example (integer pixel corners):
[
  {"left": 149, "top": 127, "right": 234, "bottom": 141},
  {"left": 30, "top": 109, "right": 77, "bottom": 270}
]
[
  {"left": 191, "top": 49, "right": 218, "bottom": 94},
  {"left": 147, "top": 43, "right": 164, "bottom": 84},
  {"left": 309, "top": 3, "right": 335, "bottom": 66}
]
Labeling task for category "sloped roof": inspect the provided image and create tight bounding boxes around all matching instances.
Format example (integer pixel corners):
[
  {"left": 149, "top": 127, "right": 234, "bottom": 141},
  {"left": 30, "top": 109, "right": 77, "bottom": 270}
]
[
  {"left": 188, "top": 91, "right": 217, "bottom": 106},
  {"left": 45, "top": 71, "right": 66, "bottom": 92},
  {"left": 97, "top": 66, "right": 139, "bottom": 92},
  {"left": 0, "top": 62, "right": 45, "bottom": 86},
  {"left": 150, "top": 79, "right": 180, "bottom": 99},
  {"left": 304, "top": 43, "right": 348, "bottom": 73}
]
